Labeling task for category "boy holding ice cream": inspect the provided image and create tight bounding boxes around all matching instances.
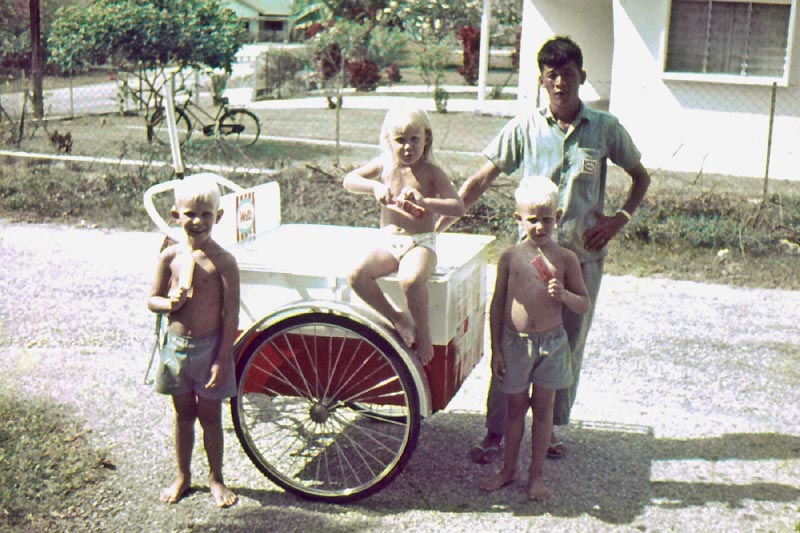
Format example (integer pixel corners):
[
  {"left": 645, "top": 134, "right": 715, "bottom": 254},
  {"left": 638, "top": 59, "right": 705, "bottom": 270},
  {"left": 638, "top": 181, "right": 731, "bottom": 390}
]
[
  {"left": 480, "top": 176, "right": 589, "bottom": 500},
  {"left": 147, "top": 174, "right": 240, "bottom": 508}
]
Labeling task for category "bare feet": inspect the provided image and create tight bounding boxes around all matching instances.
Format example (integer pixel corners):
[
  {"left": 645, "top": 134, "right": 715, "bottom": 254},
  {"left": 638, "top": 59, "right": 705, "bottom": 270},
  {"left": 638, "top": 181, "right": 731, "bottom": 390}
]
[
  {"left": 479, "top": 469, "right": 516, "bottom": 492},
  {"left": 392, "top": 313, "right": 416, "bottom": 348},
  {"left": 527, "top": 477, "right": 552, "bottom": 501},
  {"left": 416, "top": 342, "right": 434, "bottom": 365},
  {"left": 160, "top": 478, "right": 192, "bottom": 504},
  {"left": 210, "top": 479, "right": 238, "bottom": 508}
]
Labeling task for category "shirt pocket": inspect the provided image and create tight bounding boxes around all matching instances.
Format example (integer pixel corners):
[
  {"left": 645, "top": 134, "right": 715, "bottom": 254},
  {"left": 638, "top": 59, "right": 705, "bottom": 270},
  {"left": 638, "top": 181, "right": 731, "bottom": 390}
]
[{"left": 570, "top": 148, "right": 602, "bottom": 206}]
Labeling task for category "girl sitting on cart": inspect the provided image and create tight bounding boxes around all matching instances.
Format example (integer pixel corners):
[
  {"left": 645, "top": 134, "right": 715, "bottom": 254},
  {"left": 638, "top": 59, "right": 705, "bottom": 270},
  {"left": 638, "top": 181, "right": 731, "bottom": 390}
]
[{"left": 344, "top": 105, "right": 465, "bottom": 365}]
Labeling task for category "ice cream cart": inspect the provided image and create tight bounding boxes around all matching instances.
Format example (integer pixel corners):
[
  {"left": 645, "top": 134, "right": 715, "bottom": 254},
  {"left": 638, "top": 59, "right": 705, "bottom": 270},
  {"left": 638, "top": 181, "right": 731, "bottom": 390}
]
[{"left": 144, "top": 174, "right": 494, "bottom": 503}]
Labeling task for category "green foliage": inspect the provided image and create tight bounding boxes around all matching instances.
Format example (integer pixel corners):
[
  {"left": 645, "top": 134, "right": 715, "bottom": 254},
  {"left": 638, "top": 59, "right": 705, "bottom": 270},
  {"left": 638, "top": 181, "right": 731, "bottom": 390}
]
[
  {"left": 47, "top": 0, "right": 246, "bottom": 75},
  {"left": 614, "top": 191, "right": 800, "bottom": 256},
  {"left": 414, "top": 39, "right": 454, "bottom": 89},
  {"left": 490, "top": 0, "right": 523, "bottom": 46},
  {"left": 310, "top": 18, "right": 372, "bottom": 62},
  {"left": 47, "top": 0, "right": 246, "bottom": 133},
  {"left": 381, "top": 0, "right": 482, "bottom": 42},
  {"left": 257, "top": 49, "right": 309, "bottom": 99},
  {"left": 365, "top": 25, "right": 409, "bottom": 70},
  {"left": 0, "top": 0, "right": 76, "bottom": 71},
  {"left": 0, "top": 161, "right": 157, "bottom": 227},
  {"left": 0, "top": 392, "right": 109, "bottom": 529}
]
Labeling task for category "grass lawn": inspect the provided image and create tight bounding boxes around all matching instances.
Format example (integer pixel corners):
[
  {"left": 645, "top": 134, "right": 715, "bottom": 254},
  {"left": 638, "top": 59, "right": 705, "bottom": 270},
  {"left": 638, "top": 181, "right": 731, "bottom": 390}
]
[{"left": 1, "top": 67, "right": 798, "bottom": 289}]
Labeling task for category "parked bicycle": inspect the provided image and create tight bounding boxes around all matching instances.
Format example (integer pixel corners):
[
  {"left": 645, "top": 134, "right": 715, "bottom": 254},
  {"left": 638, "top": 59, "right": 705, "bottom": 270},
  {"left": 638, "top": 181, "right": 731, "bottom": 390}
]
[{"left": 148, "top": 89, "right": 261, "bottom": 148}]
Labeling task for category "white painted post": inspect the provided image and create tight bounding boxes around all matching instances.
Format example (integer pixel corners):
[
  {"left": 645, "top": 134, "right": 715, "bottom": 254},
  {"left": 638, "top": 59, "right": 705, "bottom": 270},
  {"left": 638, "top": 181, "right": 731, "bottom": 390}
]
[{"left": 477, "top": 0, "right": 492, "bottom": 102}]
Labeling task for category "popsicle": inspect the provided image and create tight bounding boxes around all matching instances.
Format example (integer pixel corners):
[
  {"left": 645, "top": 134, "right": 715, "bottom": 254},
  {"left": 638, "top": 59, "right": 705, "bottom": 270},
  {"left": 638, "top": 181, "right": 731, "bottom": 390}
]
[
  {"left": 397, "top": 198, "right": 425, "bottom": 218},
  {"left": 531, "top": 254, "right": 554, "bottom": 283}
]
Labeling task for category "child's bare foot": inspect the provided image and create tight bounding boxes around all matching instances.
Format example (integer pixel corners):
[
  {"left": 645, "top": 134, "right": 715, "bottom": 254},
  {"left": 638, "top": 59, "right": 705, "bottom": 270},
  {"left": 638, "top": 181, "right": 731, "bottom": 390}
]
[
  {"left": 160, "top": 478, "right": 192, "bottom": 504},
  {"left": 527, "top": 477, "right": 552, "bottom": 501},
  {"left": 209, "top": 480, "right": 238, "bottom": 508},
  {"left": 392, "top": 313, "right": 416, "bottom": 347},
  {"left": 480, "top": 469, "right": 516, "bottom": 492},
  {"left": 416, "top": 342, "right": 434, "bottom": 365}
]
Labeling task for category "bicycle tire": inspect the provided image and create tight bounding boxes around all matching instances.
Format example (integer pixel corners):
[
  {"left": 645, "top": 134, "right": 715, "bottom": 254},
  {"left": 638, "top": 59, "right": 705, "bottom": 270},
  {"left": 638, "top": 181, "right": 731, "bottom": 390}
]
[
  {"left": 218, "top": 109, "right": 260, "bottom": 147},
  {"left": 231, "top": 312, "right": 420, "bottom": 503},
  {"left": 149, "top": 107, "right": 192, "bottom": 145}
]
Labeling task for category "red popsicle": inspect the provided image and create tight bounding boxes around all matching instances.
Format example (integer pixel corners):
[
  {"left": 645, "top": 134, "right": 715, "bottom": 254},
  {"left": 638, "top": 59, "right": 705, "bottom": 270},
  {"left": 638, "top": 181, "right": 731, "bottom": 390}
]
[
  {"left": 397, "top": 198, "right": 425, "bottom": 218},
  {"left": 531, "top": 255, "right": 554, "bottom": 283}
]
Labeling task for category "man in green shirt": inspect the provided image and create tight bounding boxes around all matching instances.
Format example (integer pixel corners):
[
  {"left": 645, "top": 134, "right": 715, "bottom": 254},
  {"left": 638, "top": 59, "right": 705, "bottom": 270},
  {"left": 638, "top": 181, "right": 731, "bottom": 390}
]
[{"left": 438, "top": 36, "right": 650, "bottom": 462}]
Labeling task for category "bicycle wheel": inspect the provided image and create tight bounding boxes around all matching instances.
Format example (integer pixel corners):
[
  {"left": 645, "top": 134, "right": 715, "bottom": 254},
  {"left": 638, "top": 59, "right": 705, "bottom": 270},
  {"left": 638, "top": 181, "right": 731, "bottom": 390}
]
[
  {"left": 149, "top": 107, "right": 192, "bottom": 145},
  {"left": 231, "top": 312, "right": 420, "bottom": 503},
  {"left": 218, "top": 109, "right": 260, "bottom": 147}
]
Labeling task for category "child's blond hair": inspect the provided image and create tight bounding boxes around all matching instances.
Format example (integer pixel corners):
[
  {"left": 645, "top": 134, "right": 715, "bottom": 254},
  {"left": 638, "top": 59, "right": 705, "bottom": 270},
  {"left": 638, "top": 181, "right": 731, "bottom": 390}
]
[
  {"left": 515, "top": 176, "right": 560, "bottom": 210},
  {"left": 379, "top": 105, "right": 434, "bottom": 165},
  {"left": 174, "top": 173, "right": 221, "bottom": 211}
]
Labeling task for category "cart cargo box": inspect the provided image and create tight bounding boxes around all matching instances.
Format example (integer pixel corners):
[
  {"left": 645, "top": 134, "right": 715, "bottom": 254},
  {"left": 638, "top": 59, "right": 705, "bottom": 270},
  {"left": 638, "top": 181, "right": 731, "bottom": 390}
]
[{"left": 225, "top": 182, "right": 493, "bottom": 413}]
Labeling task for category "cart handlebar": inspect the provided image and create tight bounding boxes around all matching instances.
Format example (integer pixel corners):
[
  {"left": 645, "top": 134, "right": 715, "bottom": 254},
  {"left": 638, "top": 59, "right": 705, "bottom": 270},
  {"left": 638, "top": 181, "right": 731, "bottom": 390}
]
[{"left": 143, "top": 173, "right": 245, "bottom": 242}]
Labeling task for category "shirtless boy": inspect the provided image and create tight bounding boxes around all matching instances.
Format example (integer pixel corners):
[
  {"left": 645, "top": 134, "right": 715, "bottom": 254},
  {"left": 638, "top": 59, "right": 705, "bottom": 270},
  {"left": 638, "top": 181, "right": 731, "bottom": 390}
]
[
  {"left": 345, "top": 106, "right": 465, "bottom": 364},
  {"left": 147, "top": 174, "right": 240, "bottom": 508},
  {"left": 480, "top": 176, "right": 589, "bottom": 500}
]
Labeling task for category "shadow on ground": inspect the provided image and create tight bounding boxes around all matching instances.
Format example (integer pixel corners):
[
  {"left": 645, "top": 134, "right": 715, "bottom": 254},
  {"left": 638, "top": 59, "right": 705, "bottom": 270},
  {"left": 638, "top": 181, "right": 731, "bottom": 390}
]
[{"left": 214, "top": 412, "right": 800, "bottom": 530}]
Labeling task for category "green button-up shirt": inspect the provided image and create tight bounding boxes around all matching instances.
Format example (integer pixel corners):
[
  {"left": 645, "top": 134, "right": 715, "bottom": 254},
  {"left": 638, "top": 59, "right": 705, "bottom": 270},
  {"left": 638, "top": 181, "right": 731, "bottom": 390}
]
[{"left": 483, "top": 103, "right": 642, "bottom": 263}]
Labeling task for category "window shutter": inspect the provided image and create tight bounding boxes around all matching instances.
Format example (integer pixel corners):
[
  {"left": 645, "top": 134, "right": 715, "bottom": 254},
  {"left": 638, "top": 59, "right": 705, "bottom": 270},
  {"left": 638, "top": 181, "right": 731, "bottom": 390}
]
[{"left": 666, "top": 0, "right": 791, "bottom": 78}]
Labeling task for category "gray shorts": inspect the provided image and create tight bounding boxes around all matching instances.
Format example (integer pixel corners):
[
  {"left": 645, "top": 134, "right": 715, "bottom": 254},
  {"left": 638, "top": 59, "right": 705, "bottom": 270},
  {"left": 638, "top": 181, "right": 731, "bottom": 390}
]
[
  {"left": 493, "top": 325, "right": 574, "bottom": 394},
  {"left": 154, "top": 329, "right": 237, "bottom": 400}
]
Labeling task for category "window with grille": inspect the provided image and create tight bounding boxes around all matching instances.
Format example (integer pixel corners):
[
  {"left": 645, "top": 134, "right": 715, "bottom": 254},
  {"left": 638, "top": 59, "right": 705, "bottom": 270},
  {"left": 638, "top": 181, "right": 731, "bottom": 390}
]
[{"left": 665, "top": 0, "right": 792, "bottom": 78}]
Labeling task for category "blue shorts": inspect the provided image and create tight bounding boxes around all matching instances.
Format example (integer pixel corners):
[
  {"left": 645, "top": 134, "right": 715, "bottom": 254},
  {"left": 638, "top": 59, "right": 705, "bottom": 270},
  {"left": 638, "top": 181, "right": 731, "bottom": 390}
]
[
  {"left": 154, "top": 329, "right": 237, "bottom": 400},
  {"left": 493, "top": 325, "right": 574, "bottom": 394}
]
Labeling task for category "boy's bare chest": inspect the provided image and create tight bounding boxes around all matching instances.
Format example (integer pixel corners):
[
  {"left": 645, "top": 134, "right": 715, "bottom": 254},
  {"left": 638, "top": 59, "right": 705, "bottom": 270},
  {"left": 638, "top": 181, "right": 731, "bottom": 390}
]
[
  {"left": 174, "top": 252, "right": 220, "bottom": 292},
  {"left": 510, "top": 252, "right": 564, "bottom": 289}
]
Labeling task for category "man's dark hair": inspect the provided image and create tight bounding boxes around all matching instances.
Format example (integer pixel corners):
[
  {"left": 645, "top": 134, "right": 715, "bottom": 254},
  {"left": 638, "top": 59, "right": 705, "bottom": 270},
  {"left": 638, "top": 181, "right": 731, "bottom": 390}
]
[{"left": 537, "top": 36, "right": 583, "bottom": 72}]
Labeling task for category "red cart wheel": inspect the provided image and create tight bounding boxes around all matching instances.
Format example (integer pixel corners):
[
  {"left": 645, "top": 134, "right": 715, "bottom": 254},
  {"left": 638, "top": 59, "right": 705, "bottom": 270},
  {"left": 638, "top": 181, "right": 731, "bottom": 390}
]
[{"left": 231, "top": 312, "right": 420, "bottom": 503}]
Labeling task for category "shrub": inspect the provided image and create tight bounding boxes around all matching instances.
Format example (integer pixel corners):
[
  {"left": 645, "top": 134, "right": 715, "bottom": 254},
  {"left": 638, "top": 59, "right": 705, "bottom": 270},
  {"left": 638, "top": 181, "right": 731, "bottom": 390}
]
[
  {"left": 613, "top": 191, "right": 800, "bottom": 256},
  {"left": 457, "top": 25, "right": 480, "bottom": 85},
  {"left": 256, "top": 48, "right": 308, "bottom": 99},
  {"left": 385, "top": 63, "right": 402, "bottom": 83},
  {"left": 346, "top": 59, "right": 381, "bottom": 91}
]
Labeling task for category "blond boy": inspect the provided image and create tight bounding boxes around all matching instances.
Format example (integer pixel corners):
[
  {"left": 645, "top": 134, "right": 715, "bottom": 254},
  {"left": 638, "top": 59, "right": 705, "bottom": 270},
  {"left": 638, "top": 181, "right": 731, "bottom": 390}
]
[
  {"left": 147, "top": 174, "right": 240, "bottom": 507},
  {"left": 480, "top": 176, "right": 589, "bottom": 500}
]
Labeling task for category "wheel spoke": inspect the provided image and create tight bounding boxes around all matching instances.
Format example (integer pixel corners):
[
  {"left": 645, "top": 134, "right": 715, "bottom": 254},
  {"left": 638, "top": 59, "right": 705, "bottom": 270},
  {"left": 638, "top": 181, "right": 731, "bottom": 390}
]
[{"left": 232, "top": 314, "right": 419, "bottom": 502}]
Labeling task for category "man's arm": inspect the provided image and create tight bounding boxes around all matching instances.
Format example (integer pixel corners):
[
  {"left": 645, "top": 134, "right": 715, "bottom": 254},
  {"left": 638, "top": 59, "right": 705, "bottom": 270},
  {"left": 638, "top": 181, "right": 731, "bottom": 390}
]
[
  {"left": 619, "top": 162, "right": 650, "bottom": 215},
  {"left": 435, "top": 160, "right": 502, "bottom": 233},
  {"left": 488, "top": 250, "right": 511, "bottom": 378},
  {"left": 583, "top": 162, "right": 651, "bottom": 251}
]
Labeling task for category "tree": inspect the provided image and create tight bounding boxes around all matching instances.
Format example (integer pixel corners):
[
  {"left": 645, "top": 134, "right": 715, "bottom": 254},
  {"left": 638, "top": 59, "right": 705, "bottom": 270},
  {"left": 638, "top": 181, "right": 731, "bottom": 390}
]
[
  {"left": 47, "top": 0, "right": 245, "bottom": 125},
  {"left": 1, "top": 0, "right": 76, "bottom": 72},
  {"left": 381, "top": 0, "right": 482, "bottom": 111},
  {"left": 299, "top": 1, "right": 405, "bottom": 164}
]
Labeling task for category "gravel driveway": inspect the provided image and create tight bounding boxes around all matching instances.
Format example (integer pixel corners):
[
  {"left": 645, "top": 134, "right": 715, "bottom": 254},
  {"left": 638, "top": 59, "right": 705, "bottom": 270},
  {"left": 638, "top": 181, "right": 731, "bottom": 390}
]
[{"left": 1, "top": 220, "right": 798, "bottom": 532}]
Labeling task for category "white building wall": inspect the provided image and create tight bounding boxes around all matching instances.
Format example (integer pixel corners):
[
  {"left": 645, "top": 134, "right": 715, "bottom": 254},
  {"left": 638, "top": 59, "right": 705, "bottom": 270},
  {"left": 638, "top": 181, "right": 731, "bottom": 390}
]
[
  {"left": 610, "top": 0, "right": 800, "bottom": 181},
  {"left": 518, "top": 0, "right": 614, "bottom": 105}
]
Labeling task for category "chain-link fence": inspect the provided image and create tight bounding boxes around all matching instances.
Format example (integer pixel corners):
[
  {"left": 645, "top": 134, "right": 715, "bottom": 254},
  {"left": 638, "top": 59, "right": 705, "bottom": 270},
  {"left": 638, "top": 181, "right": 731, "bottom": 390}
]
[
  {"left": 656, "top": 80, "right": 800, "bottom": 183},
  {"left": 0, "top": 68, "right": 119, "bottom": 121},
  {"left": 2, "top": 63, "right": 799, "bottom": 184},
  {"left": 0, "top": 67, "right": 214, "bottom": 122}
]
